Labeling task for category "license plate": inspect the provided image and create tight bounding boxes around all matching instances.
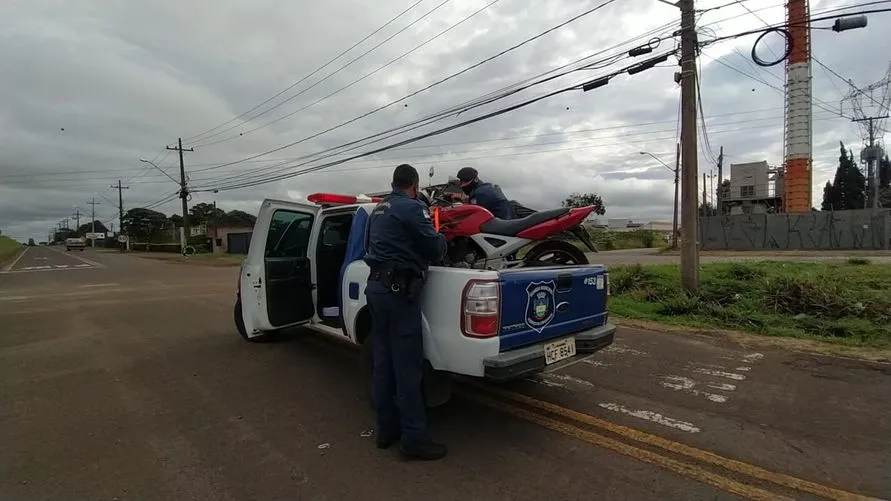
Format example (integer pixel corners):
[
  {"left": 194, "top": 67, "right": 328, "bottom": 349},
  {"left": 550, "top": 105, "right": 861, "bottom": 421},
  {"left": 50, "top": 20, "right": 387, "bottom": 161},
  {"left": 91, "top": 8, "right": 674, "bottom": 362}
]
[{"left": 544, "top": 337, "right": 576, "bottom": 365}]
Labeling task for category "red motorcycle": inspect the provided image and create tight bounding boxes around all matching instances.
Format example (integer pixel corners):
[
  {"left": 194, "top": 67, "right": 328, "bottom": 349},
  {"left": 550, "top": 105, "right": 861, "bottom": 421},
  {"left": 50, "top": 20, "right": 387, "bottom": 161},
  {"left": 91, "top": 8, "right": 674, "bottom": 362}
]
[{"left": 419, "top": 180, "right": 598, "bottom": 269}]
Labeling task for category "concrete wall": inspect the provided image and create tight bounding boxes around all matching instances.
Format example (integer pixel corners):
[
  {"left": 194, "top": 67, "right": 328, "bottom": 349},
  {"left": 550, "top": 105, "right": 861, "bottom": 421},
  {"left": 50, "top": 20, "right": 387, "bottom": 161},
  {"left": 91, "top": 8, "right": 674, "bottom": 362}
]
[{"left": 700, "top": 210, "right": 891, "bottom": 250}]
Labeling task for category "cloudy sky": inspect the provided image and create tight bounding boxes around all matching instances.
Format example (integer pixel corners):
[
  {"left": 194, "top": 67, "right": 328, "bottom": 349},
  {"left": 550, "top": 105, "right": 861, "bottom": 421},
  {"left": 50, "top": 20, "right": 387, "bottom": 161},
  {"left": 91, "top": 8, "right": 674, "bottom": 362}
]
[{"left": 1, "top": 0, "right": 888, "bottom": 241}]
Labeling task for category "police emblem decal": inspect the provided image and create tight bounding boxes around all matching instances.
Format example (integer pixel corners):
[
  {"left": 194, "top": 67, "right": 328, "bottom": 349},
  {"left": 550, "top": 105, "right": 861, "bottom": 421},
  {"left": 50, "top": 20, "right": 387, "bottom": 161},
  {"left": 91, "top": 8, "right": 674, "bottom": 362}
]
[{"left": 525, "top": 280, "right": 556, "bottom": 333}]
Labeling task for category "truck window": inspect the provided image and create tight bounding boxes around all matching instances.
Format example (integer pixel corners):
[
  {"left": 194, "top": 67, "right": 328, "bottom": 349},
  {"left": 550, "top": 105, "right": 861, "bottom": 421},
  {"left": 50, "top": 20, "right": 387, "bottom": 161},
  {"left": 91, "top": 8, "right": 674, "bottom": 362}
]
[{"left": 265, "top": 210, "right": 313, "bottom": 258}]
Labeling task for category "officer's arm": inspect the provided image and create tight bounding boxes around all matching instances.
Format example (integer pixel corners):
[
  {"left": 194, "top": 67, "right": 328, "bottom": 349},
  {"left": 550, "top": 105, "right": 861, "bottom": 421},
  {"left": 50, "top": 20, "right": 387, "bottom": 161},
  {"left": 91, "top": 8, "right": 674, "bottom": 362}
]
[{"left": 407, "top": 203, "right": 447, "bottom": 262}]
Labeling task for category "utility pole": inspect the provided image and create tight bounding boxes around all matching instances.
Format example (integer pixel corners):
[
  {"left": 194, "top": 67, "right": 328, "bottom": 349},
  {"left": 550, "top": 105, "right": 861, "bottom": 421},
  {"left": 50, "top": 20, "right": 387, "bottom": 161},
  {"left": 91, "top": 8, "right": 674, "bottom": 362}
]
[
  {"left": 716, "top": 146, "right": 724, "bottom": 214},
  {"left": 679, "top": 0, "right": 700, "bottom": 292},
  {"left": 112, "top": 180, "right": 130, "bottom": 251},
  {"left": 87, "top": 198, "right": 100, "bottom": 247},
  {"left": 853, "top": 116, "right": 888, "bottom": 209},
  {"left": 72, "top": 208, "right": 82, "bottom": 231},
  {"left": 167, "top": 138, "right": 194, "bottom": 252},
  {"left": 672, "top": 142, "right": 680, "bottom": 249}
]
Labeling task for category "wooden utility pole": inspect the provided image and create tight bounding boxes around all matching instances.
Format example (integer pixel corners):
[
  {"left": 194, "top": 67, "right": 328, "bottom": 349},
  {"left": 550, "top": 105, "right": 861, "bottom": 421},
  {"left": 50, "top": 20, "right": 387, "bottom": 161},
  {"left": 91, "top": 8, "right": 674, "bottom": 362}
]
[
  {"left": 716, "top": 146, "right": 724, "bottom": 214},
  {"left": 87, "top": 197, "right": 100, "bottom": 247},
  {"left": 672, "top": 142, "right": 680, "bottom": 249},
  {"left": 112, "top": 180, "right": 130, "bottom": 251},
  {"left": 167, "top": 138, "right": 194, "bottom": 253},
  {"left": 679, "top": 0, "right": 700, "bottom": 292}
]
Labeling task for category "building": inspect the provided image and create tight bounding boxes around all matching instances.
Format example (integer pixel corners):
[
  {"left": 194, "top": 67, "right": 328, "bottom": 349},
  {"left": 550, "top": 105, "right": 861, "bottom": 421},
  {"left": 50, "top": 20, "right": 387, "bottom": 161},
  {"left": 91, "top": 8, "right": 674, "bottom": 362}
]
[
  {"left": 720, "top": 160, "right": 784, "bottom": 215},
  {"left": 212, "top": 226, "right": 253, "bottom": 254}
]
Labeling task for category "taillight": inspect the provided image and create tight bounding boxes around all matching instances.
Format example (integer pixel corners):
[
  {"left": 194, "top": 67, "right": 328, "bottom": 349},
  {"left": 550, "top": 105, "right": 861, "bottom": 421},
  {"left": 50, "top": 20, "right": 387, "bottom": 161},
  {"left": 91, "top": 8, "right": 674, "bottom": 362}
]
[{"left": 461, "top": 280, "right": 500, "bottom": 338}]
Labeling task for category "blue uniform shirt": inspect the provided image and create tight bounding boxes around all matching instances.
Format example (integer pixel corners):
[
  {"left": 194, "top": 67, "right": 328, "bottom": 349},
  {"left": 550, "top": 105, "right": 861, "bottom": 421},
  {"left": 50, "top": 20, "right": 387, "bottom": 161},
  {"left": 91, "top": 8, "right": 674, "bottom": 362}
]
[
  {"left": 364, "top": 189, "right": 447, "bottom": 274},
  {"left": 467, "top": 182, "right": 515, "bottom": 220}
]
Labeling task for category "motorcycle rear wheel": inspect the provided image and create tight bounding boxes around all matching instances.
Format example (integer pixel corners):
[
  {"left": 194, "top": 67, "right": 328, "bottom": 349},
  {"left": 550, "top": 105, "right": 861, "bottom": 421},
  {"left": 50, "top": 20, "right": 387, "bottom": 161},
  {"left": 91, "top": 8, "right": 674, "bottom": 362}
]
[{"left": 522, "top": 240, "right": 589, "bottom": 267}]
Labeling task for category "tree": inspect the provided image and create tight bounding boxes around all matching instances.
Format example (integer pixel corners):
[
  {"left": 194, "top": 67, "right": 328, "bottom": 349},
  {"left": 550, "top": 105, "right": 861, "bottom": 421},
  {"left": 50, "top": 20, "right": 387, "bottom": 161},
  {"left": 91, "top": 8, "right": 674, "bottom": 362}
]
[
  {"left": 879, "top": 155, "right": 890, "bottom": 190},
  {"left": 222, "top": 210, "right": 257, "bottom": 227},
  {"left": 561, "top": 193, "right": 606, "bottom": 215},
  {"left": 820, "top": 181, "right": 834, "bottom": 211},
  {"left": 880, "top": 186, "right": 891, "bottom": 209},
  {"left": 123, "top": 208, "right": 169, "bottom": 242},
  {"left": 168, "top": 214, "right": 183, "bottom": 226},
  {"left": 822, "top": 142, "right": 866, "bottom": 210},
  {"left": 189, "top": 202, "right": 226, "bottom": 226},
  {"left": 76, "top": 220, "right": 109, "bottom": 237}
]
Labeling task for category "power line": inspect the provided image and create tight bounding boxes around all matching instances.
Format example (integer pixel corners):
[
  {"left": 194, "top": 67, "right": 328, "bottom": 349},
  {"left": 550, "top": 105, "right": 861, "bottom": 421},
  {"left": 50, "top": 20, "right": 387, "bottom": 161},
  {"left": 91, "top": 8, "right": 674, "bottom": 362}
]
[
  {"left": 190, "top": 0, "right": 499, "bottom": 148},
  {"left": 182, "top": 0, "right": 431, "bottom": 144},
  {"left": 189, "top": 0, "right": 644, "bottom": 169}
]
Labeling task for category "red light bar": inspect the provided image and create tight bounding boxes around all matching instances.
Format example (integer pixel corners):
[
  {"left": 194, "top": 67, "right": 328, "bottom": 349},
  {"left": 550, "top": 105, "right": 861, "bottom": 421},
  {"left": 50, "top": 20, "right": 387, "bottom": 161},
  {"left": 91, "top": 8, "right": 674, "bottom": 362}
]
[{"left": 307, "top": 193, "right": 383, "bottom": 205}]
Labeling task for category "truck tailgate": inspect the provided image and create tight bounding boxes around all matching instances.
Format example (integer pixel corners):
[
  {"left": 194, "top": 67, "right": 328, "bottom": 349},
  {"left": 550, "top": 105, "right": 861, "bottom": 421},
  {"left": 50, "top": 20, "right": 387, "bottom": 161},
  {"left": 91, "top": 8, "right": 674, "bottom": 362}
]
[{"left": 497, "top": 265, "right": 608, "bottom": 351}]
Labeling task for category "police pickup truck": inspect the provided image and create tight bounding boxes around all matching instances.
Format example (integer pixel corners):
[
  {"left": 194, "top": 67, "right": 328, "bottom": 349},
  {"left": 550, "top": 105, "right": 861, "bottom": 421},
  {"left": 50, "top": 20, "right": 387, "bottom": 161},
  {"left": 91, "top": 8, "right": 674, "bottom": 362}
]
[{"left": 234, "top": 193, "right": 615, "bottom": 406}]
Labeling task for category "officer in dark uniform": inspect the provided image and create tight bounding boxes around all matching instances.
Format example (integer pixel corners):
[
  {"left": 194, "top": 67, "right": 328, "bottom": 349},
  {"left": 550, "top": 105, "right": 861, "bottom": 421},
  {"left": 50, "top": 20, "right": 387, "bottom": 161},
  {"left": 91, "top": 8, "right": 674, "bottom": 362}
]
[
  {"left": 454, "top": 166, "right": 515, "bottom": 219},
  {"left": 364, "top": 163, "right": 448, "bottom": 461}
]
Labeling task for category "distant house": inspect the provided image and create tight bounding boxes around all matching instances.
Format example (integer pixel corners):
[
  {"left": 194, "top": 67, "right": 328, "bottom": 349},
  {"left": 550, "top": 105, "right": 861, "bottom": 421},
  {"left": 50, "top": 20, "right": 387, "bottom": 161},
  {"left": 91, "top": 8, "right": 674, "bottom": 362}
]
[{"left": 212, "top": 226, "right": 253, "bottom": 254}]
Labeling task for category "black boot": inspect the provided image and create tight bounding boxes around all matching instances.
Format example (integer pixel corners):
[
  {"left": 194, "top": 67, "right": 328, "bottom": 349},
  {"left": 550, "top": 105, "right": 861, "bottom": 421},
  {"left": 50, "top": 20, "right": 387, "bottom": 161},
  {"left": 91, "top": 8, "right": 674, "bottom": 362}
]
[{"left": 399, "top": 441, "right": 447, "bottom": 461}]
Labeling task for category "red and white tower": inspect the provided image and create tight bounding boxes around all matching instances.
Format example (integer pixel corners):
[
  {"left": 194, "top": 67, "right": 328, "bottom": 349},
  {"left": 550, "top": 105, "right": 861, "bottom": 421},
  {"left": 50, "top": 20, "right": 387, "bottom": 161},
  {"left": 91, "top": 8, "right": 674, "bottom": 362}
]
[{"left": 783, "top": 0, "right": 812, "bottom": 212}]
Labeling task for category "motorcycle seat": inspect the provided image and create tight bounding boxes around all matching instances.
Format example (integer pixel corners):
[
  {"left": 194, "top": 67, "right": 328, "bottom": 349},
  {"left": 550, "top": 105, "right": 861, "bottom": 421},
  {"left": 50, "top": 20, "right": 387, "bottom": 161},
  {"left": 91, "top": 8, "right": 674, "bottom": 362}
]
[{"left": 480, "top": 208, "right": 570, "bottom": 237}]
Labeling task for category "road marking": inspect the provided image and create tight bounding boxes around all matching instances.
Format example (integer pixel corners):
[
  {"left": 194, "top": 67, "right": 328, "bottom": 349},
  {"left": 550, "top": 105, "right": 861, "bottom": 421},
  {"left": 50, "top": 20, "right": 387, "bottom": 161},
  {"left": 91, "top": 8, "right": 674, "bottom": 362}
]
[
  {"left": 693, "top": 368, "right": 747, "bottom": 381},
  {"left": 79, "top": 283, "right": 119, "bottom": 288},
  {"left": 659, "top": 375, "right": 729, "bottom": 403},
  {"left": 464, "top": 391, "right": 789, "bottom": 501},
  {"left": 602, "top": 345, "right": 648, "bottom": 356},
  {"left": 471, "top": 384, "right": 884, "bottom": 501},
  {"left": 736, "top": 366, "right": 752, "bottom": 372},
  {"left": 598, "top": 402, "right": 701, "bottom": 433},
  {"left": 43, "top": 246, "right": 105, "bottom": 268},
  {"left": 743, "top": 353, "right": 764, "bottom": 363},
  {"left": 582, "top": 359, "right": 611, "bottom": 368},
  {"left": 544, "top": 373, "right": 595, "bottom": 387},
  {"left": 706, "top": 382, "right": 737, "bottom": 392},
  {"left": 2, "top": 246, "right": 28, "bottom": 272}
]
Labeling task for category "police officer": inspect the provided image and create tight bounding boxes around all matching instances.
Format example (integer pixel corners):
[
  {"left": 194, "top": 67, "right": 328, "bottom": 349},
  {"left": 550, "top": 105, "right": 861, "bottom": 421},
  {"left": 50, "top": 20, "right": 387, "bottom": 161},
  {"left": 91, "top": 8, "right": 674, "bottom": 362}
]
[
  {"left": 453, "top": 166, "right": 515, "bottom": 219},
  {"left": 364, "top": 163, "right": 448, "bottom": 461}
]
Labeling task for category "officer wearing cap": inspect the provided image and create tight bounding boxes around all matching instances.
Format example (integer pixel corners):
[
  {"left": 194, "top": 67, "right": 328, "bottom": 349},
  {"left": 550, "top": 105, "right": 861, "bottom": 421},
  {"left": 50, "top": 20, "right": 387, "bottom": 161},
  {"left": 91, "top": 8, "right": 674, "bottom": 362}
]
[
  {"left": 454, "top": 167, "right": 515, "bottom": 219},
  {"left": 364, "top": 163, "right": 448, "bottom": 461}
]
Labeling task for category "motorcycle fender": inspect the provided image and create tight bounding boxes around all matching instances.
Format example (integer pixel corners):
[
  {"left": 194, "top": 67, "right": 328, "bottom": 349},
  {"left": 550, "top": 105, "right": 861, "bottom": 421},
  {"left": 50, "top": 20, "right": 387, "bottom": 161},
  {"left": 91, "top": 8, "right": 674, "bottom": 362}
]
[{"left": 569, "top": 226, "right": 598, "bottom": 253}]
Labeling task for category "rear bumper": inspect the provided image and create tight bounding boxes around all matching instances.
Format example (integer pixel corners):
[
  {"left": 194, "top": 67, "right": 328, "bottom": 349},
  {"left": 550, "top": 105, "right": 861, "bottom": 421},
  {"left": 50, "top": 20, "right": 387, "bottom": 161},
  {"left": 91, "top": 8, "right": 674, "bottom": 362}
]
[{"left": 482, "top": 322, "right": 616, "bottom": 383}]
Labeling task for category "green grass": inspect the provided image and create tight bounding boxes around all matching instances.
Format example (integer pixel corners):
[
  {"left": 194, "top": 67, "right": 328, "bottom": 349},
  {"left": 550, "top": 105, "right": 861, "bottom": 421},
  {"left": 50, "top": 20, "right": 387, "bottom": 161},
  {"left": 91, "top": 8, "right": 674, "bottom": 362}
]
[
  {"left": 0, "top": 236, "right": 23, "bottom": 266},
  {"left": 609, "top": 261, "right": 891, "bottom": 348},
  {"left": 589, "top": 229, "right": 667, "bottom": 251}
]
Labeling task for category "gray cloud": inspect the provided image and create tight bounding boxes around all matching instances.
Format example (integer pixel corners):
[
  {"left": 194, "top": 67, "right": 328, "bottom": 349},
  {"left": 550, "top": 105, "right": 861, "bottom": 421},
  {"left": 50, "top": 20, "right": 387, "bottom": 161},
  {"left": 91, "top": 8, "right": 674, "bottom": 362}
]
[{"left": 1, "top": 0, "right": 888, "bottom": 241}]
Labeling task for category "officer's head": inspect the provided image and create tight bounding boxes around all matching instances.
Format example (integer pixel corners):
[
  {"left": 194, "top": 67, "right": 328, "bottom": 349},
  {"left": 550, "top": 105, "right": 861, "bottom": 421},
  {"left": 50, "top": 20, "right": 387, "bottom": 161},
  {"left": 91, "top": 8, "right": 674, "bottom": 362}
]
[
  {"left": 392, "top": 163, "right": 420, "bottom": 198},
  {"left": 456, "top": 166, "right": 479, "bottom": 195}
]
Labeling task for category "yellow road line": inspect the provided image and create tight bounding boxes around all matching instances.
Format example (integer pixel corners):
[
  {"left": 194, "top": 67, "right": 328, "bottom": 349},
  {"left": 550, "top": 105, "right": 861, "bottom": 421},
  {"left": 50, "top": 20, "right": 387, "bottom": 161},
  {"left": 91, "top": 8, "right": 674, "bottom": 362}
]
[
  {"left": 464, "top": 391, "right": 793, "bottom": 501},
  {"left": 472, "top": 384, "right": 885, "bottom": 501}
]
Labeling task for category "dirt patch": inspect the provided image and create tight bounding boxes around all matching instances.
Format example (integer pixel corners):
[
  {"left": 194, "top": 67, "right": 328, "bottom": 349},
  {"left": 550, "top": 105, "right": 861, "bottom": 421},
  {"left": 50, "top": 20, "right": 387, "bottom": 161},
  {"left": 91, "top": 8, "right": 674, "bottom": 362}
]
[{"left": 612, "top": 317, "right": 891, "bottom": 363}]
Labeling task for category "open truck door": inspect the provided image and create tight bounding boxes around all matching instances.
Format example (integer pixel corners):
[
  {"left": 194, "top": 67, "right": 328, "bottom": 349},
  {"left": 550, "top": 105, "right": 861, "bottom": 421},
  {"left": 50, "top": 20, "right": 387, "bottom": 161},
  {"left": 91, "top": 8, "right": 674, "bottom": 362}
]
[{"left": 239, "top": 199, "right": 320, "bottom": 338}]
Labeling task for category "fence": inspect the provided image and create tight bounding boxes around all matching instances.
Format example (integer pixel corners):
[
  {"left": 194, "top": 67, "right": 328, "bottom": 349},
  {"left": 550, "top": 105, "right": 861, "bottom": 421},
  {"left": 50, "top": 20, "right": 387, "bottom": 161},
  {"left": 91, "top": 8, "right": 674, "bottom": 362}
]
[{"left": 699, "top": 209, "right": 891, "bottom": 250}]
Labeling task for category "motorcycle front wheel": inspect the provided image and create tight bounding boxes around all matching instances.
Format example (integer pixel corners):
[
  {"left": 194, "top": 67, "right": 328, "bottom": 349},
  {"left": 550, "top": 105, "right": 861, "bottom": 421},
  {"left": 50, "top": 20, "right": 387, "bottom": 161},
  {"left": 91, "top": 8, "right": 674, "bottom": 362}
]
[{"left": 522, "top": 240, "right": 589, "bottom": 267}]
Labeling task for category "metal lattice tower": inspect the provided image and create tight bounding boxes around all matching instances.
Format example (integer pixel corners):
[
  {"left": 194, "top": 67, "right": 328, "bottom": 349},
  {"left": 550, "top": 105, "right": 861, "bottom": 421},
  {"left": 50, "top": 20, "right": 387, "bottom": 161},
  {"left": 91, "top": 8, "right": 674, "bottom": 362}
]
[
  {"left": 842, "top": 63, "right": 891, "bottom": 208},
  {"left": 844, "top": 63, "right": 891, "bottom": 148}
]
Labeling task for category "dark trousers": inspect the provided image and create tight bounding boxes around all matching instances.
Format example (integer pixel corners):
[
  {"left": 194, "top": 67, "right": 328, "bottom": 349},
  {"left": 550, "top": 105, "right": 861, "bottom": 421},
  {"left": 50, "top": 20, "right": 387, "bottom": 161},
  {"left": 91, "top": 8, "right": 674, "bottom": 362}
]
[{"left": 365, "top": 280, "right": 429, "bottom": 447}]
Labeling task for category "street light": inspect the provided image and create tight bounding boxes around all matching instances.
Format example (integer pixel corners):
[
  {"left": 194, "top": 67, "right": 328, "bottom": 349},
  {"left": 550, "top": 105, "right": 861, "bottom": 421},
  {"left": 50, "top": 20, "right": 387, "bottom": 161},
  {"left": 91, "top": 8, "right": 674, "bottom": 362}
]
[
  {"left": 139, "top": 158, "right": 179, "bottom": 184},
  {"left": 640, "top": 147, "right": 680, "bottom": 249}
]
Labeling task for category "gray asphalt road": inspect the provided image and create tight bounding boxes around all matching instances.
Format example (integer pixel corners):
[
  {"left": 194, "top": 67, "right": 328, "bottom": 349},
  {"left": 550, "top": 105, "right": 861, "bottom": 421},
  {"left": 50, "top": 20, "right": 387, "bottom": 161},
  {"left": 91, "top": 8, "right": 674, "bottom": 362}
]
[{"left": 1, "top": 249, "right": 888, "bottom": 500}]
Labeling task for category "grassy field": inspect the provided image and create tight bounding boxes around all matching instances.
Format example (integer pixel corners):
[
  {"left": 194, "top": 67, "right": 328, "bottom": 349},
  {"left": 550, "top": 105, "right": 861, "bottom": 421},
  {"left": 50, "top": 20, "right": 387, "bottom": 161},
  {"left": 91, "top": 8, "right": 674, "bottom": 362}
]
[
  {"left": 588, "top": 229, "right": 668, "bottom": 251},
  {"left": 0, "top": 236, "right": 23, "bottom": 267},
  {"left": 609, "top": 259, "right": 891, "bottom": 348}
]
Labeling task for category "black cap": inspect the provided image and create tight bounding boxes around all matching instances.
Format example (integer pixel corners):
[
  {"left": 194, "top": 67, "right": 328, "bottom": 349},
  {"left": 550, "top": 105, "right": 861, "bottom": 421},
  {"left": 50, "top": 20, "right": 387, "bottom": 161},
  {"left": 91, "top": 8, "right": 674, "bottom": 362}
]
[{"left": 456, "top": 167, "right": 478, "bottom": 183}]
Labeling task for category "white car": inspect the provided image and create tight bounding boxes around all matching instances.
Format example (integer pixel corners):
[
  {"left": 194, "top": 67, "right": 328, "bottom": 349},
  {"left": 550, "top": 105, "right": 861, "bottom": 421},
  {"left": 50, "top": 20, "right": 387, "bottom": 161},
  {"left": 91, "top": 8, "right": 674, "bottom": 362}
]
[
  {"left": 65, "top": 237, "right": 86, "bottom": 251},
  {"left": 234, "top": 194, "right": 616, "bottom": 406}
]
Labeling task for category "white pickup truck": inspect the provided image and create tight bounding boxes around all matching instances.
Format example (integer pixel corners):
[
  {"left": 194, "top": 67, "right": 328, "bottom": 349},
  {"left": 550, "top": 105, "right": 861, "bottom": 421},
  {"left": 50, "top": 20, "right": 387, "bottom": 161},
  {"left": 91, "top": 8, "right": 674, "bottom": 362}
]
[{"left": 234, "top": 194, "right": 616, "bottom": 406}]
